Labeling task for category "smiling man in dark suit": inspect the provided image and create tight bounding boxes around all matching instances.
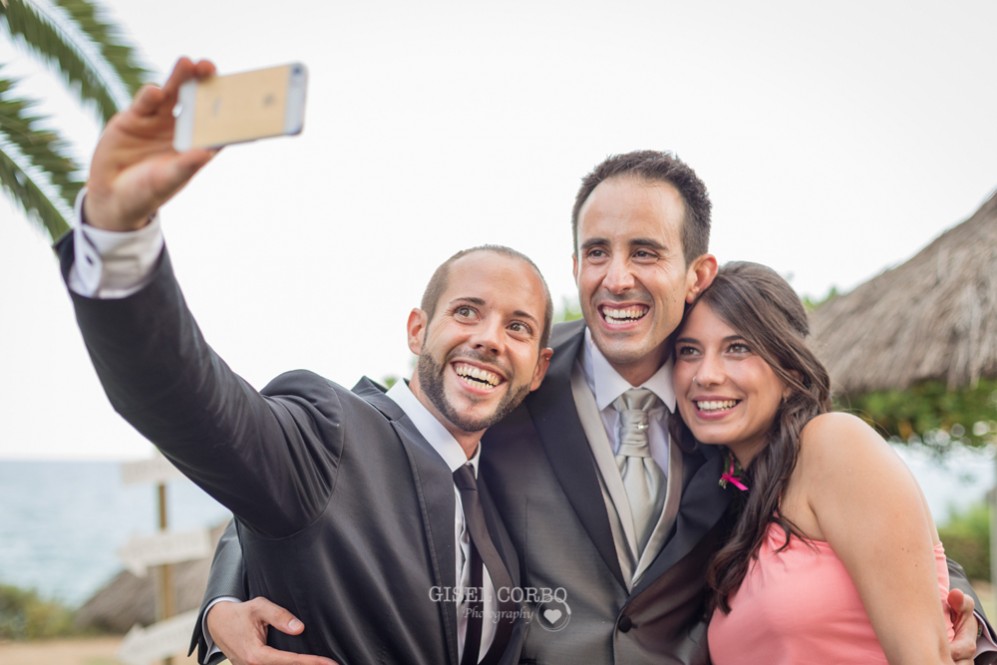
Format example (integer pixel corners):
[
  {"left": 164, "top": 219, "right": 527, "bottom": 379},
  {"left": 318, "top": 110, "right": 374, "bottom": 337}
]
[{"left": 59, "top": 57, "right": 555, "bottom": 665}]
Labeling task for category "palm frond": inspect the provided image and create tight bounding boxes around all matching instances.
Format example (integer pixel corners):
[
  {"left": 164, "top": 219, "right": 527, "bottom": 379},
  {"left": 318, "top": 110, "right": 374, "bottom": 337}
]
[
  {"left": 0, "top": 70, "right": 84, "bottom": 210},
  {"left": 1, "top": 0, "right": 148, "bottom": 122},
  {"left": 0, "top": 134, "right": 72, "bottom": 241},
  {"left": 53, "top": 0, "right": 148, "bottom": 95},
  {"left": 0, "top": 0, "right": 151, "bottom": 242}
]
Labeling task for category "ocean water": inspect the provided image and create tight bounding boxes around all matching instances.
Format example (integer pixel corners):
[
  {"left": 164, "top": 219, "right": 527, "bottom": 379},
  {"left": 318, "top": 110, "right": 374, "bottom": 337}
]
[
  {"left": 0, "top": 445, "right": 993, "bottom": 608},
  {"left": 0, "top": 460, "right": 230, "bottom": 607}
]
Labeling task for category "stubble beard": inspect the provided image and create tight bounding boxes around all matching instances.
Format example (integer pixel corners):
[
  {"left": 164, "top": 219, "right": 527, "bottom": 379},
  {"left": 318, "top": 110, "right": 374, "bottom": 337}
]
[{"left": 417, "top": 351, "right": 530, "bottom": 434}]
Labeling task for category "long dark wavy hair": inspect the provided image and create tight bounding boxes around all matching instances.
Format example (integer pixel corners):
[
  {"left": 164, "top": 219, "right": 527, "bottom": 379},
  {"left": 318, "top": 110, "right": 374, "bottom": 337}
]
[{"left": 669, "top": 261, "right": 833, "bottom": 613}]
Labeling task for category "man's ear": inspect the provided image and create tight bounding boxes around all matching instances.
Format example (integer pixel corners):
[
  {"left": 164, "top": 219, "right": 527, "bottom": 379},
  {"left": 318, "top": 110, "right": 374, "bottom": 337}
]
[
  {"left": 530, "top": 347, "right": 554, "bottom": 391},
  {"left": 407, "top": 308, "right": 428, "bottom": 355},
  {"left": 685, "top": 253, "right": 719, "bottom": 304},
  {"left": 571, "top": 253, "right": 579, "bottom": 282}
]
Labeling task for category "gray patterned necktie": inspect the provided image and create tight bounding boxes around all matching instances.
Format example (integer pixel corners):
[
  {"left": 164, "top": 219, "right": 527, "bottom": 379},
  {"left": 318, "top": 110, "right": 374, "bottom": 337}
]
[{"left": 613, "top": 388, "right": 665, "bottom": 553}]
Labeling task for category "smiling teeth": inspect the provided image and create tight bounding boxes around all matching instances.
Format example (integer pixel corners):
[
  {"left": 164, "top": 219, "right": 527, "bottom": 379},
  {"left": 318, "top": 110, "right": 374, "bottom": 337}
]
[
  {"left": 697, "top": 400, "right": 737, "bottom": 412},
  {"left": 455, "top": 363, "right": 500, "bottom": 387},
  {"left": 603, "top": 306, "right": 647, "bottom": 323}
]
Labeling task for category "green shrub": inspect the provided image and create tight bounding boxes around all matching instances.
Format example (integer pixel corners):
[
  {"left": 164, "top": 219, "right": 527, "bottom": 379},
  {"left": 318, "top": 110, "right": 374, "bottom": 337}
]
[
  {"left": 0, "top": 584, "right": 78, "bottom": 640},
  {"left": 939, "top": 501, "right": 990, "bottom": 582}
]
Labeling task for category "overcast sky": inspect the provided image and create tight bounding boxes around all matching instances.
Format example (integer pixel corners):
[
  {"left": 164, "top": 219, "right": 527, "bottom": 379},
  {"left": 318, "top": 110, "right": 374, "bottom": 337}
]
[{"left": 2, "top": 0, "right": 996, "bottom": 459}]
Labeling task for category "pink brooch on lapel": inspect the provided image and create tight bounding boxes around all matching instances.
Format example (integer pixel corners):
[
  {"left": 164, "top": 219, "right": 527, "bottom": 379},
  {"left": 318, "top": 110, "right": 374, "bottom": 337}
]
[{"left": 719, "top": 450, "right": 749, "bottom": 492}]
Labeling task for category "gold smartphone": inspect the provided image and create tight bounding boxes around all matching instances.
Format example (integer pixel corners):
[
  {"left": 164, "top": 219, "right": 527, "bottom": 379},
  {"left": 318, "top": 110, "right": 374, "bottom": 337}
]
[{"left": 173, "top": 62, "right": 308, "bottom": 151}]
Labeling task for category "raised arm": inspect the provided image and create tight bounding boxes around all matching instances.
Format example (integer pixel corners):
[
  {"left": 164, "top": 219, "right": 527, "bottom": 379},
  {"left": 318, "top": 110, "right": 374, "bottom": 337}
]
[{"left": 62, "top": 57, "right": 342, "bottom": 536}]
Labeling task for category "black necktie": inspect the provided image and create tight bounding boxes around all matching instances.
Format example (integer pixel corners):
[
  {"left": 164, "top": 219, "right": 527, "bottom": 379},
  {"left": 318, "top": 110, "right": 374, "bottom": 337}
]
[
  {"left": 461, "top": 543, "right": 483, "bottom": 665},
  {"left": 453, "top": 464, "right": 516, "bottom": 665}
]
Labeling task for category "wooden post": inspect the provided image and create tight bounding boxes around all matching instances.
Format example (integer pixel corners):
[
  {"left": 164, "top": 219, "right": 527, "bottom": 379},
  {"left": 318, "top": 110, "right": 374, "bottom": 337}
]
[{"left": 156, "top": 482, "right": 175, "bottom": 665}]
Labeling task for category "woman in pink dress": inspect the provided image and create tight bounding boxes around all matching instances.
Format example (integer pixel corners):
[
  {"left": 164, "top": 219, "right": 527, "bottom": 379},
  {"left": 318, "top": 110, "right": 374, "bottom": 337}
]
[{"left": 671, "top": 261, "right": 957, "bottom": 664}]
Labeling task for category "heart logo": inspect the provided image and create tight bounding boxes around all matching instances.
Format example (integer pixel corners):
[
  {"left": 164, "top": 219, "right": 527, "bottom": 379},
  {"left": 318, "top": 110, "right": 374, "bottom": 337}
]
[{"left": 535, "top": 599, "right": 571, "bottom": 632}]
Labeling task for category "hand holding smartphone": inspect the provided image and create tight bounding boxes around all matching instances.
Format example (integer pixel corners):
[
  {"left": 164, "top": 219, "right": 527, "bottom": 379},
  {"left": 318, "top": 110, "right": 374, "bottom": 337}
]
[{"left": 173, "top": 62, "right": 308, "bottom": 151}]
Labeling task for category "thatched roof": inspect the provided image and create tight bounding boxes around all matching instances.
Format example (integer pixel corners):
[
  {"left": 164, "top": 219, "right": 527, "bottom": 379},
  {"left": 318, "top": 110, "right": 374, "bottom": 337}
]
[{"left": 810, "top": 188, "right": 997, "bottom": 394}]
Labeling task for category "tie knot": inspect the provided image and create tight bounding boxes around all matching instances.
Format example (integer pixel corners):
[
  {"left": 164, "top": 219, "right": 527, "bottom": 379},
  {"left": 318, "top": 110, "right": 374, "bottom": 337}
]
[
  {"left": 614, "top": 388, "right": 660, "bottom": 415},
  {"left": 453, "top": 463, "right": 478, "bottom": 492},
  {"left": 613, "top": 388, "right": 660, "bottom": 456}
]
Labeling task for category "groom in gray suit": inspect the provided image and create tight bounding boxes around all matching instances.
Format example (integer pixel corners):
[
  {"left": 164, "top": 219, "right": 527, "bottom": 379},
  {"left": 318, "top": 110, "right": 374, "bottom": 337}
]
[
  {"left": 59, "top": 57, "right": 556, "bottom": 665},
  {"left": 478, "top": 152, "right": 728, "bottom": 663}
]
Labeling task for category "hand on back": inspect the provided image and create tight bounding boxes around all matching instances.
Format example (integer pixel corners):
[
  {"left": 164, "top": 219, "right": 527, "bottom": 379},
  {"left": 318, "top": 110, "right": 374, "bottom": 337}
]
[{"left": 206, "top": 597, "right": 339, "bottom": 665}]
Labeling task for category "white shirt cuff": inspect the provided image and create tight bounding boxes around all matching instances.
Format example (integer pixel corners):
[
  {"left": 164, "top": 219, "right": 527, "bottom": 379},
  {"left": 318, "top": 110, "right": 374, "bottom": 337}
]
[
  {"left": 201, "top": 596, "right": 241, "bottom": 662},
  {"left": 977, "top": 610, "right": 997, "bottom": 658},
  {"left": 67, "top": 189, "right": 165, "bottom": 298}
]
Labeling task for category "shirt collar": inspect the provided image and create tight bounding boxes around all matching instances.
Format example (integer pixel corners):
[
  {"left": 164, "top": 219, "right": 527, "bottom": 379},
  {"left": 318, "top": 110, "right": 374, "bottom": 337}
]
[
  {"left": 581, "top": 327, "right": 676, "bottom": 413},
  {"left": 386, "top": 379, "right": 481, "bottom": 474}
]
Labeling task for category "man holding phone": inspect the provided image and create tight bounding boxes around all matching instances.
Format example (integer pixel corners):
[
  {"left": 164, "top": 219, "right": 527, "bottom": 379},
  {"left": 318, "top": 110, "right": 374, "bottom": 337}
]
[{"left": 60, "top": 57, "right": 555, "bottom": 665}]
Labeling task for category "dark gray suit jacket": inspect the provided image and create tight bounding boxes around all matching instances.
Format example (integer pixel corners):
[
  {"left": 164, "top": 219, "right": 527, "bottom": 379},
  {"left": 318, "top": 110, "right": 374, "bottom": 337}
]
[
  {"left": 58, "top": 237, "right": 525, "bottom": 665},
  {"left": 479, "top": 320, "right": 733, "bottom": 665}
]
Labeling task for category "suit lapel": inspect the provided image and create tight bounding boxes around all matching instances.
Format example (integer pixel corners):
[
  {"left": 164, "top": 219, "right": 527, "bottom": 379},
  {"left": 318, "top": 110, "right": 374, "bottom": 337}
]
[
  {"left": 527, "top": 322, "right": 626, "bottom": 587},
  {"left": 353, "top": 378, "right": 460, "bottom": 665},
  {"left": 532, "top": 323, "right": 734, "bottom": 595},
  {"left": 632, "top": 442, "right": 733, "bottom": 596}
]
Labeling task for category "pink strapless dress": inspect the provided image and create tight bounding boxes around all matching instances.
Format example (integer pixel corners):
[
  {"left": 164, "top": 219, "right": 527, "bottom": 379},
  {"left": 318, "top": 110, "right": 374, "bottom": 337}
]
[{"left": 708, "top": 522, "right": 952, "bottom": 664}]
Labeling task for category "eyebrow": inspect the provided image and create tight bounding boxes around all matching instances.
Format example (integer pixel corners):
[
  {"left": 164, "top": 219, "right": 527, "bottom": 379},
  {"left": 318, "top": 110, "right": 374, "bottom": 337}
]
[
  {"left": 579, "top": 237, "right": 668, "bottom": 251},
  {"left": 579, "top": 238, "right": 607, "bottom": 252},
  {"left": 674, "top": 334, "right": 746, "bottom": 345},
  {"left": 630, "top": 238, "right": 667, "bottom": 250}
]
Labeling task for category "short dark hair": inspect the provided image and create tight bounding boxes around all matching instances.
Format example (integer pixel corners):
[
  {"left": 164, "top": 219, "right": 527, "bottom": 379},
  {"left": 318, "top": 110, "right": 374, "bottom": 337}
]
[
  {"left": 571, "top": 150, "right": 712, "bottom": 265},
  {"left": 420, "top": 245, "right": 553, "bottom": 348}
]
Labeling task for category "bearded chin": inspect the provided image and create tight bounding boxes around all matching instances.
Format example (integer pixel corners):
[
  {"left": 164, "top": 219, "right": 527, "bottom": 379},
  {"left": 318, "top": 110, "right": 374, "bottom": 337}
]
[{"left": 416, "top": 352, "right": 529, "bottom": 433}]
